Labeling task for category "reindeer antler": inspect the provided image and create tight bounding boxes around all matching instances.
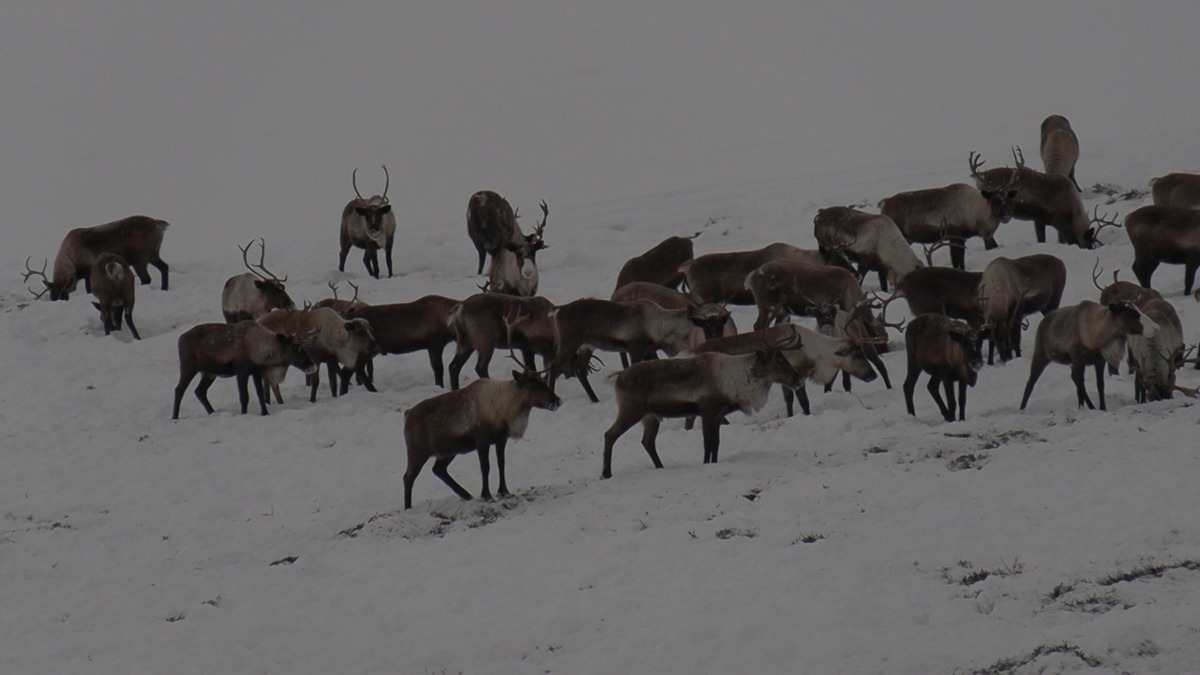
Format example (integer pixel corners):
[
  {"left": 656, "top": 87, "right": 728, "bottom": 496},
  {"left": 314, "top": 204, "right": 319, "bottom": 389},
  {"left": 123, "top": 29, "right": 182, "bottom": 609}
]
[
  {"left": 921, "top": 217, "right": 958, "bottom": 266},
  {"left": 534, "top": 200, "right": 549, "bottom": 240},
  {"left": 22, "top": 256, "right": 50, "bottom": 299},
  {"left": 238, "top": 238, "right": 287, "bottom": 283},
  {"left": 380, "top": 164, "right": 390, "bottom": 201},
  {"left": 1089, "top": 205, "right": 1123, "bottom": 243},
  {"left": 968, "top": 150, "right": 988, "bottom": 183},
  {"left": 1011, "top": 146, "right": 1026, "bottom": 169},
  {"left": 870, "top": 290, "right": 907, "bottom": 332},
  {"left": 351, "top": 168, "right": 364, "bottom": 201},
  {"left": 1091, "top": 260, "right": 1106, "bottom": 292}
]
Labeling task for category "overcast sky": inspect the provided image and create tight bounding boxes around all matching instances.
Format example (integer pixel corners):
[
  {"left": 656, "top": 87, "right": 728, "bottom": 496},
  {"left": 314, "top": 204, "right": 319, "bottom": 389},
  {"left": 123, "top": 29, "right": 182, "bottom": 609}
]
[{"left": 3, "top": 2, "right": 1200, "bottom": 256}]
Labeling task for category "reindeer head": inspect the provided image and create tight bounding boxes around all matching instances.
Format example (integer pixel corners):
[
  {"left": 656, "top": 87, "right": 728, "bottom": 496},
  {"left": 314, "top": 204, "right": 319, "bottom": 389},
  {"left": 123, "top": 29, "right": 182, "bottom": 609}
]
[
  {"left": 352, "top": 165, "right": 392, "bottom": 243},
  {"left": 970, "top": 150, "right": 1021, "bottom": 223},
  {"left": 505, "top": 200, "right": 549, "bottom": 279},
  {"left": 1109, "top": 301, "right": 1146, "bottom": 337},
  {"left": 239, "top": 238, "right": 294, "bottom": 311}
]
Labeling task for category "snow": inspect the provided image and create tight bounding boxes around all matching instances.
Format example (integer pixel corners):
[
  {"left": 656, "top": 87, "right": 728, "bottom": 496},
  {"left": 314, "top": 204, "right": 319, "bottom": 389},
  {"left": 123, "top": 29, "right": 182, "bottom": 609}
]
[{"left": 4, "top": 3, "right": 1200, "bottom": 673}]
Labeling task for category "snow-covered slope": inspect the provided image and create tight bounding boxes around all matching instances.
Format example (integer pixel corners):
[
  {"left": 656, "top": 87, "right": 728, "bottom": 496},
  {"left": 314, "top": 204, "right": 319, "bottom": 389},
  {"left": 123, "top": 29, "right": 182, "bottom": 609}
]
[{"left": 4, "top": 4, "right": 1200, "bottom": 674}]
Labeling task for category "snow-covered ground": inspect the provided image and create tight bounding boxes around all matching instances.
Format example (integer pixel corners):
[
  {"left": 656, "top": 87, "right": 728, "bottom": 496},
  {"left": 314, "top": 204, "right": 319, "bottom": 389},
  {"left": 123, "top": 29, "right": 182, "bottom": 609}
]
[{"left": 4, "top": 4, "right": 1200, "bottom": 674}]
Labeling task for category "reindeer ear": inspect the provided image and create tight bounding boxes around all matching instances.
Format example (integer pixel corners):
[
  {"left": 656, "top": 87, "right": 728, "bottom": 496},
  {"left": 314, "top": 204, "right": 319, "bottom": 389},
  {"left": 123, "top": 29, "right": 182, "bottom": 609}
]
[
  {"left": 354, "top": 206, "right": 370, "bottom": 217},
  {"left": 378, "top": 204, "right": 392, "bottom": 215},
  {"left": 344, "top": 321, "right": 358, "bottom": 332},
  {"left": 511, "top": 370, "right": 524, "bottom": 381},
  {"left": 255, "top": 280, "right": 271, "bottom": 291}
]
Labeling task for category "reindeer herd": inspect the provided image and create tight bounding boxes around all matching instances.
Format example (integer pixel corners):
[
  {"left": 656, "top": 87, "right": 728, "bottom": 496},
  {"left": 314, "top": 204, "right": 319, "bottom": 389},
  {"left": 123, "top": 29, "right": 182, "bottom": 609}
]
[{"left": 21, "top": 115, "right": 1200, "bottom": 509}]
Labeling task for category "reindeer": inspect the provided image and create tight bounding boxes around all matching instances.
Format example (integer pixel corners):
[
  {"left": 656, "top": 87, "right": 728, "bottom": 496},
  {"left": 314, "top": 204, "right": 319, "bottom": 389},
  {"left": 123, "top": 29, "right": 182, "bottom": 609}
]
[
  {"left": 810, "top": 303, "right": 892, "bottom": 392},
  {"left": 1095, "top": 265, "right": 1163, "bottom": 307},
  {"left": 1125, "top": 298, "right": 1186, "bottom": 403},
  {"left": 1039, "top": 115, "right": 1081, "bottom": 192},
  {"left": 893, "top": 265, "right": 984, "bottom": 327},
  {"left": 610, "top": 281, "right": 735, "bottom": 366},
  {"left": 258, "top": 307, "right": 380, "bottom": 403},
  {"left": 33, "top": 215, "right": 169, "bottom": 301},
  {"left": 339, "top": 166, "right": 395, "bottom": 279},
  {"left": 680, "top": 242, "right": 852, "bottom": 305},
  {"left": 547, "top": 298, "right": 718, "bottom": 402},
  {"left": 466, "top": 190, "right": 520, "bottom": 275},
  {"left": 745, "top": 261, "right": 892, "bottom": 347},
  {"left": 345, "top": 295, "right": 459, "bottom": 388},
  {"left": 1149, "top": 172, "right": 1200, "bottom": 209},
  {"left": 489, "top": 200, "right": 548, "bottom": 296},
  {"left": 88, "top": 252, "right": 140, "bottom": 340},
  {"left": 614, "top": 235, "right": 695, "bottom": 291},
  {"left": 403, "top": 316, "right": 561, "bottom": 509},
  {"left": 447, "top": 293, "right": 560, "bottom": 388},
  {"left": 688, "top": 323, "right": 878, "bottom": 417},
  {"left": 172, "top": 321, "right": 317, "bottom": 419},
  {"left": 1124, "top": 205, "right": 1200, "bottom": 294},
  {"left": 1019, "top": 301, "right": 1148, "bottom": 412},
  {"left": 973, "top": 147, "right": 1110, "bottom": 247},
  {"left": 601, "top": 348, "right": 802, "bottom": 478},
  {"left": 977, "top": 254, "right": 1067, "bottom": 364},
  {"left": 221, "top": 239, "right": 295, "bottom": 322},
  {"left": 812, "top": 206, "right": 922, "bottom": 291},
  {"left": 902, "top": 314, "right": 988, "bottom": 422}
]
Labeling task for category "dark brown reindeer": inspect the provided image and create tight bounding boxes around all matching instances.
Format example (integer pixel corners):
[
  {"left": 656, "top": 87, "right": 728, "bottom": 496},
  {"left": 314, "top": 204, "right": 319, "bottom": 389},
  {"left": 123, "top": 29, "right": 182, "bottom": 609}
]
[
  {"left": 172, "top": 321, "right": 317, "bottom": 419},
  {"left": 345, "top": 295, "right": 459, "bottom": 388},
  {"left": 610, "top": 281, "right": 735, "bottom": 366},
  {"left": 745, "top": 260, "right": 889, "bottom": 344},
  {"left": 1124, "top": 205, "right": 1200, "bottom": 294},
  {"left": 902, "top": 314, "right": 988, "bottom": 422},
  {"left": 35, "top": 215, "right": 169, "bottom": 301},
  {"left": 680, "top": 242, "right": 853, "bottom": 305},
  {"left": 466, "top": 190, "right": 522, "bottom": 275},
  {"left": 973, "top": 147, "right": 1106, "bottom": 247},
  {"left": 1019, "top": 301, "right": 1147, "bottom": 412},
  {"left": 403, "top": 316, "right": 561, "bottom": 509},
  {"left": 976, "top": 254, "right": 1067, "bottom": 364},
  {"left": 339, "top": 166, "right": 395, "bottom": 279},
  {"left": 812, "top": 206, "right": 923, "bottom": 291},
  {"left": 601, "top": 345, "right": 802, "bottom": 478},
  {"left": 614, "top": 235, "right": 696, "bottom": 291},
  {"left": 89, "top": 252, "right": 140, "bottom": 340},
  {"left": 1040, "top": 115, "right": 1082, "bottom": 192},
  {"left": 447, "top": 293, "right": 559, "bottom": 388},
  {"left": 489, "top": 200, "right": 548, "bottom": 297},
  {"left": 1149, "top": 172, "right": 1200, "bottom": 209},
  {"left": 258, "top": 307, "right": 380, "bottom": 403},
  {"left": 876, "top": 152, "right": 1020, "bottom": 270},
  {"left": 221, "top": 239, "right": 295, "bottom": 322}
]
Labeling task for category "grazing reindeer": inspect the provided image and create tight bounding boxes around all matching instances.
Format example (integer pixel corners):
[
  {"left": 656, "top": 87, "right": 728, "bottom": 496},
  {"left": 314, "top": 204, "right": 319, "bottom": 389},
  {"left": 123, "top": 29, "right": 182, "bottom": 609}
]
[
  {"left": 221, "top": 239, "right": 295, "bottom": 322},
  {"left": 1039, "top": 115, "right": 1082, "bottom": 192},
  {"left": 680, "top": 242, "right": 852, "bottom": 305},
  {"left": 345, "top": 295, "right": 459, "bottom": 388},
  {"left": 1124, "top": 205, "right": 1200, "bottom": 294},
  {"left": 36, "top": 215, "right": 169, "bottom": 301},
  {"left": 689, "top": 323, "right": 878, "bottom": 417},
  {"left": 172, "top": 321, "right": 317, "bottom": 419},
  {"left": 610, "top": 282, "right": 735, "bottom": 365},
  {"left": 812, "top": 206, "right": 923, "bottom": 291},
  {"left": 976, "top": 254, "right": 1067, "bottom": 364},
  {"left": 1125, "top": 298, "right": 1185, "bottom": 403},
  {"left": 902, "top": 314, "right": 988, "bottom": 422},
  {"left": 973, "top": 147, "right": 1108, "bottom": 247},
  {"left": 466, "top": 190, "right": 519, "bottom": 275},
  {"left": 448, "top": 293, "right": 559, "bottom": 388},
  {"left": 877, "top": 152, "right": 1019, "bottom": 270},
  {"left": 89, "top": 252, "right": 140, "bottom": 340},
  {"left": 403, "top": 317, "right": 561, "bottom": 509},
  {"left": 489, "top": 200, "right": 549, "bottom": 296},
  {"left": 548, "top": 298, "right": 716, "bottom": 402},
  {"left": 614, "top": 235, "right": 696, "bottom": 291},
  {"left": 810, "top": 303, "right": 892, "bottom": 392},
  {"left": 1149, "top": 172, "right": 1200, "bottom": 209},
  {"left": 1019, "top": 301, "right": 1148, "bottom": 412},
  {"left": 258, "top": 307, "right": 380, "bottom": 403},
  {"left": 602, "top": 347, "right": 802, "bottom": 478},
  {"left": 745, "top": 260, "right": 890, "bottom": 344},
  {"left": 339, "top": 166, "right": 395, "bottom": 278}
]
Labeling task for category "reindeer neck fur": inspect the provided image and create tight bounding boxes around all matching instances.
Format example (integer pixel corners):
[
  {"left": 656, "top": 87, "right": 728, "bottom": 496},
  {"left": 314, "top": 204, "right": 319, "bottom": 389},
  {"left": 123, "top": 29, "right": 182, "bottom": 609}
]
[
  {"left": 461, "top": 379, "right": 536, "bottom": 438},
  {"left": 711, "top": 353, "right": 774, "bottom": 414},
  {"left": 790, "top": 326, "right": 843, "bottom": 386}
]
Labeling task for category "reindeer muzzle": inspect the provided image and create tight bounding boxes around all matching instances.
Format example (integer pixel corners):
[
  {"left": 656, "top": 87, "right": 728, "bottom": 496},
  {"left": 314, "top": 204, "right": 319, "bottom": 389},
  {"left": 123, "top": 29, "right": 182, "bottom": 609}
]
[{"left": 520, "top": 259, "right": 536, "bottom": 280}]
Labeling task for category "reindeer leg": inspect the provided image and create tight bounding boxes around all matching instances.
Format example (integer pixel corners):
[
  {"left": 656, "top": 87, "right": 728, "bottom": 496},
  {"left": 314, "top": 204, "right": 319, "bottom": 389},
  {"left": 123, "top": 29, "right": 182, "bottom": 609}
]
[
  {"left": 1019, "top": 350, "right": 1050, "bottom": 410},
  {"left": 475, "top": 442, "right": 493, "bottom": 501},
  {"left": 362, "top": 249, "right": 377, "bottom": 279},
  {"left": 449, "top": 345, "right": 476, "bottom": 390},
  {"left": 124, "top": 308, "right": 141, "bottom": 340},
  {"left": 494, "top": 437, "right": 510, "bottom": 497},
  {"left": 639, "top": 416, "right": 664, "bottom": 469},
  {"left": 1183, "top": 256, "right": 1199, "bottom": 296},
  {"left": 252, "top": 373, "right": 270, "bottom": 415},
  {"left": 1094, "top": 363, "right": 1107, "bottom": 411},
  {"left": 620, "top": 352, "right": 630, "bottom": 369},
  {"left": 877, "top": 268, "right": 889, "bottom": 293},
  {"left": 602, "top": 411, "right": 643, "bottom": 479},
  {"left": 943, "top": 378, "right": 958, "bottom": 421},
  {"left": 577, "top": 373, "right": 600, "bottom": 403},
  {"left": 403, "top": 452, "right": 431, "bottom": 510},
  {"left": 475, "top": 245, "right": 487, "bottom": 276},
  {"left": 701, "top": 412, "right": 722, "bottom": 464},
  {"left": 958, "top": 380, "right": 969, "bottom": 421},
  {"left": 150, "top": 258, "right": 169, "bottom": 290},
  {"left": 384, "top": 241, "right": 394, "bottom": 278},
  {"left": 950, "top": 238, "right": 966, "bottom": 271},
  {"left": 1034, "top": 220, "right": 1048, "bottom": 244},
  {"left": 338, "top": 243, "right": 351, "bottom": 273},
  {"left": 903, "top": 369, "right": 920, "bottom": 417},
  {"left": 867, "top": 349, "right": 891, "bottom": 389},
  {"left": 431, "top": 456, "right": 473, "bottom": 501},
  {"left": 1132, "top": 257, "right": 1157, "bottom": 289},
  {"left": 236, "top": 372, "right": 252, "bottom": 414},
  {"left": 173, "top": 370, "right": 198, "bottom": 419},
  {"left": 794, "top": 383, "right": 811, "bottom": 416},
  {"left": 195, "top": 374, "right": 218, "bottom": 415},
  {"left": 132, "top": 261, "right": 152, "bottom": 286},
  {"left": 1070, "top": 363, "right": 1094, "bottom": 409},
  {"left": 928, "top": 376, "right": 951, "bottom": 421},
  {"left": 428, "top": 344, "right": 446, "bottom": 388}
]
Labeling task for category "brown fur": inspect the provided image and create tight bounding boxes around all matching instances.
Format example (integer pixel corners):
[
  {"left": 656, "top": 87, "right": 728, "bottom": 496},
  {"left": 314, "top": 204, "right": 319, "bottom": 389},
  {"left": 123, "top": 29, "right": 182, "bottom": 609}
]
[
  {"left": 1039, "top": 115, "right": 1081, "bottom": 191},
  {"left": 46, "top": 215, "right": 169, "bottom": 301},
  {"left": 1150, "top": 172, "right": 1200, "bottom": 209},
  {"left": 877, "top": 183, "right": 1013, "bottom": 269},
  {"left": 812, "top": 206, "right": 923, "bottom": 291},
  {"left": 488, "top": 200, "right": 548, "bottom": 297},
  {"left": 1125, "top": 298, "right": 1184, "bottom": 403},
  {"left": 403, "top": 370, "right": 560, "bottom": 509},
  {"left": 601, "top": 351, "right": 802, "bottom": 477},
  {"left": 447, "top": 293, "right": 560, "bottom": 389},
  {"left": 172, "top": 321, "right": 316, "bottom": 419},
  {"left": 89, "top": 252, "right": 140, "bottom": 340},
  {"left": 1124, "top": 205, "right": 1200, "bottom": 294},
  {"left": 975, "top": 165, "right": 1094, "bottom": 247},
  {"left": 258, "top": 307, "right": 380, "bottom": 403},
  {"left": 466, "top": 190, "right": 521, "bottom": 276},
  {"left": 977, "top": 254, "right": 1067, "bottom": 364},
  {"left": 902, "top": 314, "right": 986, "bottom": 422},
  {"left": 1020, "top": 301, "right": 1146, "bottom": 411},
  {"left": 346, "top": 295, "right": 459, "bottom": 388},
  {"left": 680, "top": 242, "right": 843, "bottom": 305},
  {"left": 221, "top": 273, "right": 295, "bottom": 323},
  {"left": 614, "top": 236, "right": 695, "bottom": 291},
  {"left": 745, "top": 260, "right": 881, "bottom": 341}
]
